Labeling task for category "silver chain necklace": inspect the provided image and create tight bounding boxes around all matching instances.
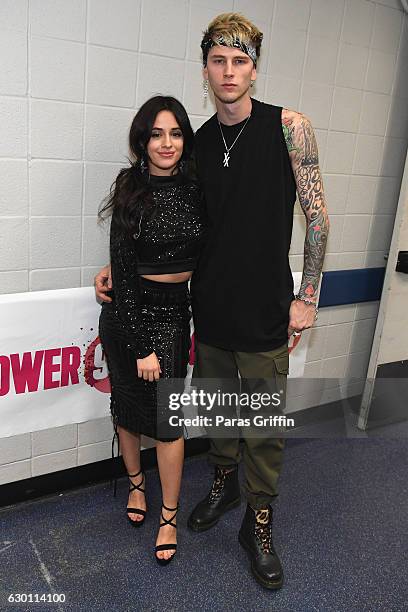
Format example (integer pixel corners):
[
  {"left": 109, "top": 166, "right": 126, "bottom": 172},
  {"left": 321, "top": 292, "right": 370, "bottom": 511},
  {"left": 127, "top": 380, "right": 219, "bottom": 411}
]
[{"left": 217, "top": 114, "right": 251, "bottom": 168}]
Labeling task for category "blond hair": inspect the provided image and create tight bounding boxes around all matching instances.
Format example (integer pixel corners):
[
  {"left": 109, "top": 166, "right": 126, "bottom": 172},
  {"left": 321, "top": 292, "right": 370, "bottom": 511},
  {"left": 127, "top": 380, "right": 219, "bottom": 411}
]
[{"left": 201, "top": 13, "right": 263, "bottom": 66}]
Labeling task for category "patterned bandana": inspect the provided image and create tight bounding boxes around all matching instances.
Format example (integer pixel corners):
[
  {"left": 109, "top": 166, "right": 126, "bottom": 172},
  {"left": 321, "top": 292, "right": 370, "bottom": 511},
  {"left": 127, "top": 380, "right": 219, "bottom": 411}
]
[{"left": 201, "top": 34, "right": 258, "bottom": 67}]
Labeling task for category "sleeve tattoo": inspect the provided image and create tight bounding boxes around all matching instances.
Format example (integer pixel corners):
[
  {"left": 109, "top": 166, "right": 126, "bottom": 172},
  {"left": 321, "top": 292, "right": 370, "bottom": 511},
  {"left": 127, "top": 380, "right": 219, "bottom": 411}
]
[{"left": 284, "top": 114, "right": 330, "bottom": 303}]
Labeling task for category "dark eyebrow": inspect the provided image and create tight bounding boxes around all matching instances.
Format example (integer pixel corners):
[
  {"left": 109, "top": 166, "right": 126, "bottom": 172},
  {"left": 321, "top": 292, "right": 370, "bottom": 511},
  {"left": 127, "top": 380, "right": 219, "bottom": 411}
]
[
  {"left": 151, "top": 127, "right": 182, "bottom": 131},
  {"left": 210, "top": 54, "right": 249, "bottom": 60}
]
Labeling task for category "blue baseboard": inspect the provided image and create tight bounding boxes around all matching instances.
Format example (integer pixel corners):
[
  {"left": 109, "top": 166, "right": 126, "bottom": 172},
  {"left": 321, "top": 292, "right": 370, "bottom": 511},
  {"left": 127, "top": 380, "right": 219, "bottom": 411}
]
[{"left": 319, "top": 267, "right": 385, "bottom": 307}]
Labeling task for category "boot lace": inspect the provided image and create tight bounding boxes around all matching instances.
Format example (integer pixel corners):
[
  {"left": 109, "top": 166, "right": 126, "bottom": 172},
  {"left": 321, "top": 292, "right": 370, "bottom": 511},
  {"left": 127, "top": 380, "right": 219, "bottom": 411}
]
[
  {"left": 255, "top": 508, "right": 273, "bottom": 554},
  {"left": 208, "top": 467, "right": 228, "bottom": 503}
]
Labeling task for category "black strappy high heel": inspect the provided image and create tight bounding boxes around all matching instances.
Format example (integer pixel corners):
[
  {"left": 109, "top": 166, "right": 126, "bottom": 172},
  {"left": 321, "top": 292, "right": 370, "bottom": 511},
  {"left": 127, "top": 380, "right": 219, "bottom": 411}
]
[
  {"left": 126, "top": 469, "right": 146, "bottom": 527},
  {"left": 155, "top": 502, "right": 179, "bottom": 565}
]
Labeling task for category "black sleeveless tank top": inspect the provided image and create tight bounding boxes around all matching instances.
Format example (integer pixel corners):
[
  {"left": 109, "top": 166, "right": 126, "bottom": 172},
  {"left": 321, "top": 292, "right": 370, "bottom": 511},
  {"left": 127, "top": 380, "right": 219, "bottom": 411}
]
[{"left": 191, "top": 98, "right": 297, "bottom": 352}]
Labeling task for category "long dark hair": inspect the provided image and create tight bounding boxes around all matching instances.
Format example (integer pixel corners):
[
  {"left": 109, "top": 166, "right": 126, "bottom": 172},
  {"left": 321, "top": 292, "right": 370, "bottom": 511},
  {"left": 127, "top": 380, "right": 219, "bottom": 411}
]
[{"left": 98, "top": 96, "right": 195, "bottom": 236}]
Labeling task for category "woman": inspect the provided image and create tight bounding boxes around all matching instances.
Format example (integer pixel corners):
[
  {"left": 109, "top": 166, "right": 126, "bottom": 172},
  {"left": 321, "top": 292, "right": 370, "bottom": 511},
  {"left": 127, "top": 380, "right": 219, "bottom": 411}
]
[{"left": 98, "top": 96, "right": 205, "bottom": 565}]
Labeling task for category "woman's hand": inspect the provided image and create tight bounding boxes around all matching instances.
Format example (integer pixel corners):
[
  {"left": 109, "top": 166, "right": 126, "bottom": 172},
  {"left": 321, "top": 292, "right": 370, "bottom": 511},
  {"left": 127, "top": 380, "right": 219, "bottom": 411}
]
[
  {"left": 94, "top": 264, "right": 112, "bottom": 303},
  {"left": 137, "top": 352, "right": 162, "bottom": 382}
]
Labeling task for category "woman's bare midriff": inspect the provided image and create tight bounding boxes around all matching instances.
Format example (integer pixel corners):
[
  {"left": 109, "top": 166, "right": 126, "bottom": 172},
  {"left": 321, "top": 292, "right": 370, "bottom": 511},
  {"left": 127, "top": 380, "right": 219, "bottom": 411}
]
[{"left": 140, "top": 271, "right": 193, "bottom": 283}]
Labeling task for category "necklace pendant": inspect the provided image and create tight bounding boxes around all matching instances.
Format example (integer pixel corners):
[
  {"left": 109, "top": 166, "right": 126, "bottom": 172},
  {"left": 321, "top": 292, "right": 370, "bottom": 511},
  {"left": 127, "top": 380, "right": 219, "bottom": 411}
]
[{"left": 223, "top": 151, "right": 230, "bottom": 167}]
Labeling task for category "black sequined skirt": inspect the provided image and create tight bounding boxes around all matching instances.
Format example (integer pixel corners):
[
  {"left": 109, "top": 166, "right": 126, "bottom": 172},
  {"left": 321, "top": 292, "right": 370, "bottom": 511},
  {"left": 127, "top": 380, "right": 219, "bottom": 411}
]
[{"left": 99, "top": 277, "right": 191, "bottom": 441}]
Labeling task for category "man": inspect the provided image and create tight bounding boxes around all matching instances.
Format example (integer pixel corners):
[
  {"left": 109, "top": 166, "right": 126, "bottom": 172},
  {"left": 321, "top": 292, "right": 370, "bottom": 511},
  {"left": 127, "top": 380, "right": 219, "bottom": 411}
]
[{"left": 95, "top": 13, "right": 329, "bottom": 590}]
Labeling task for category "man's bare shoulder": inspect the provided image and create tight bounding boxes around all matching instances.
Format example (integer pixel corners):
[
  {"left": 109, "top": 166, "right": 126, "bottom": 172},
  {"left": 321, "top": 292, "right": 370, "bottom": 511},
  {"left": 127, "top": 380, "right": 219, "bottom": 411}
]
[{"left": 281, "top": 108, "right": 314, "bottom": 156}]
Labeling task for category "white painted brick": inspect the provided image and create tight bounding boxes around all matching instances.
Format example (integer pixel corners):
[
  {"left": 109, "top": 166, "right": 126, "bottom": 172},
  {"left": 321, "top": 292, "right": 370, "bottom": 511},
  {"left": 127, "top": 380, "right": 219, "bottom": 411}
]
[
  {"left": 345, "top": 350, "right": 371, "bottom": 380},
  {"left": 275, "top": 0, "right": 311, "bottom": 31},
  {"left": 359, "top": 92, "right": 391, "bottom": 137},
  {"left": 0, "top": 218, "right": 29, "bottom": 271},
  {"left": 336, "top": 43, "right": 369, "bottom": 90},
  {"left": 342, "top": 0, "right": 375, "bottom": 47},
  {"left": 78, "top": 417, "right": 114, "bottom": 445},
  {"left": 30, "top": 161, "right": 83, "bottom": 216},
  {"left": 288, "top": 254, "right": 304, "bottom": 273},
  {"left": 330, "top": 88, "right": 363, "bottom": 133},
  {"left": 30, "top": 0, "right": 86, "bottom": 42},
  {"left": 346, "top": 176, "right": 378, "bottom": 215},
  {"left": 183, "top": 62, "right": 215, "bottom": 117},
  {"left": 325, "top": 132, "right": 356, "bottom": 174},
  {"left": 137, "top": 54, "right": 184, "bottom": 108},
  {"left": 268, "top": 27, "right": 307, "bottom": 80},
  {"left": 86, "top": 46, "right": 138, "bottom": 108},
  {"left": 387, "top": 96, "right": 408, "bottom": 141},
  {"left": 82, "top": 216, "right": 110, "bottom": 266},
  {"left": 32, "top": 449, "right": 77, "bottom": 476},
  {"left": 366, "top": 49, "right": 396, "bottom": 95},
  {"left": 374, "top": 177, "right": 400, "bottom": 215},
  {"left": 322, "top": 174, "right": 349, "bottom": 215},
  {"left": 323, "top": 253, "right": 343, "bottom": 271},
  {"left": 306, "top": 325, "right": 327, "bottom": 362},
  {"left": 81, "top": 266, "right": 105, "bottom": 287},
  {"left": 314, "top": 307, "right": 331, "bottom": 327},
  {"left": 0, "top": 460, "right": 31, "bottom": 485},
  {"left": 353, "top": 134, "right": 384, "bottom": 176},
  {"left": 89, "top": 0, "right": 141, "bottom": 51},
  {"left": 300, "top": 82, "right": 333, "bottom": 130},
  {"left": 0, "top": 161, "right": 28, "bottom": 216},
  {"left": 30, "top": 217, "right": 81, "bottom": 268},
  {"left": 234, "top": 0, "right": 275, "bottom": 23},
  {"left": 84, "top": 106, "right": 134, "bottom": 163},
  {"left": 264, "top": 75, "right": 301, "bottom": 111},
  {"left": 304, "top": 36, "right": 338, "bottom": 85},
  {"left": 0, "top": 30, "right": 27, "bottom": 95},
  {"left": 380, "top": 137, "right": 407, "bottom": 178},
  {"left": 0, "top": 98, "right": 27, "bottom": 157},
  {"left": 339, "top": 252, "right": 365, "bottom": 269},
  {"left": 188, "top": 3, "right": 220, "bottom": 62},
  {"left": 309, "top": 0, "right": 344, "bottom": 41},
  {"left": 84, "top": 163, "right": 122, "bottom": 216},
  {"left": 31, "top": 100, "right": 83, "bottom": 160},
  {"left": 341, "top": 215, "right": 371, "bottom": 252},
  {"left": 32, "top": 424, "right": 77, "bottom": 456},
  {"left": 141, "top": 0, "right": 188, "bottom": 59},
  {"left": 355, "top": 301, "right": 380, "bottom": 320},
  {"left": 321, "top": 354, "right": 348, "bottom": 385},
  {"left": 0, "top": 0, "right": 28, "bottom": 33},
  {"left": 364, "top": 250, "right": 388, "bottom": 267},
  {"left": 324, "top": 322, "right": 353, "bottom": 358},
  {"left": 30, "top": 37, "right": 85, "bottom": 103},
  {"left": 349, "top": 318, "right": 377, "bottom": 354},
  {"left": 0, "top": 271, "right": 29, "bottom": 294},
  {"left": 78, "top": 440, "right": 112, "bottom": 465},
  {"left": 366, "top": 214, "right": 395, "bottom": 251},
  {"left": 371, "top": 3, "right": 403, "bottom": 55},
  {"left": 0, "top": 433, "right": 31, "bottom": 463},
  {"left": 190, "top": 0, "right": 233, "bottom": 7},
  {"left": 30, "top": 268, "right": 81, "bottom": 291},
  {"left": 328, "top": 304, "right": 356, "bottom": 324}
]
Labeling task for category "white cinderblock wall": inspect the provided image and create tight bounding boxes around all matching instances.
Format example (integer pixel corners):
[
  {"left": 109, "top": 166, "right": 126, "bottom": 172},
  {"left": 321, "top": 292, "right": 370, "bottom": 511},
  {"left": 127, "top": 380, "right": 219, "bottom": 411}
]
[{"left": 0, "top": 0, "right": 407, "bottom": 484}]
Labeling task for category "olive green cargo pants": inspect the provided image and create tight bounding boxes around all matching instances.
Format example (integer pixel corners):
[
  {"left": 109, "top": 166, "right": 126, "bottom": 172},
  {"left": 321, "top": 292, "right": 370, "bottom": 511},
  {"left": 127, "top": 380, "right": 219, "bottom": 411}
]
[{"left": 192, "top": 340, "right": 289, "bottom": 509}]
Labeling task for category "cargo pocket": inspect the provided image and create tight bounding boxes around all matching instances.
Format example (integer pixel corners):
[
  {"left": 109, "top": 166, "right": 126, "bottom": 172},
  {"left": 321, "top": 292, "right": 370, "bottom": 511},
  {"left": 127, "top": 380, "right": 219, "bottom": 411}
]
[{"left": 273, "top": 353, "right": 289, "bottom": 407}]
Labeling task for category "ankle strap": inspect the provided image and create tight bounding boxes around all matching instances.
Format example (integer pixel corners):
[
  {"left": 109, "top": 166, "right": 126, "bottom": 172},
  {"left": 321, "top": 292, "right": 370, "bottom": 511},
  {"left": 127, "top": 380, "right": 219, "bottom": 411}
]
[
  {"left": 128, "top": 469, "right": 142, "bottom": 478},
  {"left": 162, "top": 502, "right": 179, "bottom": 512}
]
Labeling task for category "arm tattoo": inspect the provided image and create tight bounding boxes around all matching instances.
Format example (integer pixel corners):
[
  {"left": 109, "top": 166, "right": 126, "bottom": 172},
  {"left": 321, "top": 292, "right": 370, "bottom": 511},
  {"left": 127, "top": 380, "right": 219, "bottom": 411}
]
[{"left": 289, "top": 115, "right": 330, "bottom": 302}]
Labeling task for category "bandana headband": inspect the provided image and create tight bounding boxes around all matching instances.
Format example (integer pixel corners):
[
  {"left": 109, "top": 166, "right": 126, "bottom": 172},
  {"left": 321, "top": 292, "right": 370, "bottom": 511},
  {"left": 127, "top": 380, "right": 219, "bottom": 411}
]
[{"left": 201, "top": 34, "right": 258, "bottom": 67}]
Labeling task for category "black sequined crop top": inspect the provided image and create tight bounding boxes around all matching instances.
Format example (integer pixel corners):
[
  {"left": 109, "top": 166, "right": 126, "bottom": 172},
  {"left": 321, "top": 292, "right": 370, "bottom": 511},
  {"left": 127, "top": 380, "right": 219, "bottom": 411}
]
[{"left": 133, "top": 173, "right": 205, "bottom": 274}]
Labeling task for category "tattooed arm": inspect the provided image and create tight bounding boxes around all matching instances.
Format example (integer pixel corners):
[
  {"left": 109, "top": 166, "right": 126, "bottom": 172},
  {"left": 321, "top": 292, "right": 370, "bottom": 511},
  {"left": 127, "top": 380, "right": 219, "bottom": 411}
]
[{"left": 281, "top": 109, "right": 329, "bottom": 332}]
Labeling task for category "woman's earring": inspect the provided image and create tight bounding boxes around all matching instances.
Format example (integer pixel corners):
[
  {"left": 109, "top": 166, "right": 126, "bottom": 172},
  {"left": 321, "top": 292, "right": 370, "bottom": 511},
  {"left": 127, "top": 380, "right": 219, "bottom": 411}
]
[
  {"left": 203, "top": 79, "right": 209, "bottom": 101},
  {"left": 140, "top": 156, "right": 147, "bottom": 174},
  {"left": 178, "top": 159, "right": 186, "bottom": 172}
]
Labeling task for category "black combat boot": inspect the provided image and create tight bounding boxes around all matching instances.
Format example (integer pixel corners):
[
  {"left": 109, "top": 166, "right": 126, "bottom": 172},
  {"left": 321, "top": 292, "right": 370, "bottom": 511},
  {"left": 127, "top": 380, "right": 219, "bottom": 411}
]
[
  {"left": 187, "top": 465, "right": 241, "bottom": 532},
  {"left": 238, "top": 504, "right": 283, "bottom": 589}
]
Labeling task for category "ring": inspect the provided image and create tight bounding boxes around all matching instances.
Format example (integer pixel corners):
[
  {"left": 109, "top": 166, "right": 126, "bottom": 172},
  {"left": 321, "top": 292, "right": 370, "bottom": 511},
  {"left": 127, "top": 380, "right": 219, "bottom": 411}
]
[{"left": 292, "top": 331, "right": 302, "bottom": 337}]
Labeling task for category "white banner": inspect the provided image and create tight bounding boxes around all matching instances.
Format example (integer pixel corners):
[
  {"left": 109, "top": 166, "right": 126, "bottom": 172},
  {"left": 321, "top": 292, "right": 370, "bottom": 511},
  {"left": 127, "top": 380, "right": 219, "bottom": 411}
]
[{"left": 0, "top": 273, "right": 311, "bottom": 438}]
